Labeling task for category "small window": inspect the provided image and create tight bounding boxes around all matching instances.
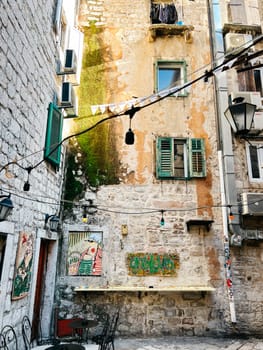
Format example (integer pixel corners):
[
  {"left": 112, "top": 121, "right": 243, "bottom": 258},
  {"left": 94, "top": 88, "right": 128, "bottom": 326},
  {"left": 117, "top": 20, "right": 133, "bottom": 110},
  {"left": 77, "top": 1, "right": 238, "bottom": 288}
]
[
  {"left": 155, "top": 60, "right": 187, "bottom": 96},
  {"left": 156, "top": 137, "right": 206, "bottom": 179},
  {"left": 228, "top": 0, "right": 247, "bottom": 24},
  {"left": 246, "top": 143, "right": 263, "bottom": 182},
  {"left": 44, "top": 103, "right": 63, "bottom": 168},
  {"left": 237, "top": 65, "right": 263, "bottom": 97}
]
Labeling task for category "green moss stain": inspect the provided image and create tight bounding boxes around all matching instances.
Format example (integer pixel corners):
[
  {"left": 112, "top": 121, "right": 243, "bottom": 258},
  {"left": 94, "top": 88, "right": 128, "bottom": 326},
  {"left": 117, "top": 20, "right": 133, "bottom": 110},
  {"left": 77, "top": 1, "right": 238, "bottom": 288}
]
[
  {"left": 64, "top": 23, "right": 119, "bottom": 203},
  {"left": 63, "top": 140, "right": 84, "bottom": 212}
]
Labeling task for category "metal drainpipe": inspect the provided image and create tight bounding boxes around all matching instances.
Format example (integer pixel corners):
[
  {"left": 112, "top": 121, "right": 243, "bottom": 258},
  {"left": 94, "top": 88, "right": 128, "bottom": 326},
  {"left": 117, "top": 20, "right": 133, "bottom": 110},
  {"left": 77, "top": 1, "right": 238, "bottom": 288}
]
[
  {"left": 206, "top": 0, "right": 237, "bottom": 323},
  {"left": 218, "top": 151, "right": 237, "bottom": 324}
]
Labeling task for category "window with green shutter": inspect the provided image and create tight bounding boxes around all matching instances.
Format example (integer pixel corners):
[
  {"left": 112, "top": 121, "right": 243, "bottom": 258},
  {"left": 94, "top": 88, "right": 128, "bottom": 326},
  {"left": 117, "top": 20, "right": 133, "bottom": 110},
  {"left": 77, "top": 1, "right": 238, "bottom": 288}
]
[
  {"left": 156, "top": 137, "right": 206, "bottom": 179},
  {"left": 189, "top": 138, "right": 206, "bottom": 177},
  {"left": 44, "top": 103, "right": 63, "bottom": 168}
]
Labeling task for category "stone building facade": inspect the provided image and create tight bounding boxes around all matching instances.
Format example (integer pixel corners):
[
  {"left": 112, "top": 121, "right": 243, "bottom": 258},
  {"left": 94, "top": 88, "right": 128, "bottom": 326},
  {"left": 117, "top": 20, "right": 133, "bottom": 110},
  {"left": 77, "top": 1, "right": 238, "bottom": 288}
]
[
  {"left": 211, "top": 0, "right": 263, "bottom": 336},
  {"left": 0, "top": 0, "right": 82, "bottom": 347},
  {"left": 1, "top": 0, "right": 263, "bottom": 345},
  {"left": 57, "top": 0, "right": 233, "bottom": 338},
  {"left": 57, "top": 0, "right": 263, "bottom": 339}
]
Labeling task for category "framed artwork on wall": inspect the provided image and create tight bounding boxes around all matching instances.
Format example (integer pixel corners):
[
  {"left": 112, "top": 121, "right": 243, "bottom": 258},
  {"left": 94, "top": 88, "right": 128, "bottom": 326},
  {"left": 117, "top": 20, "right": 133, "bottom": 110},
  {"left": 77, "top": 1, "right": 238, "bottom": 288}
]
[
  {"left": 67, "top": 231, "right": 103, "bottom": 276},
  {"left": 127, "top": 253, "right": 180, "bottom": 276},
  {"left": 12, "top": 232, "right": 34, "bottom": 300}
]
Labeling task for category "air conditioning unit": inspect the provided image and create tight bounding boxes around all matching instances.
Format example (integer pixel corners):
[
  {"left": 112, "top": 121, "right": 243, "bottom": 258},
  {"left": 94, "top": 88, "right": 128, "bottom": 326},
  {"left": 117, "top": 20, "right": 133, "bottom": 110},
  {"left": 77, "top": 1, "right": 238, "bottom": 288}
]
[
  {"left": 60, "top": 82, "right": 78, "bottom": 117},
  {"left": 64, "top": 49, "right": 77, "bottom": 73},
  {"left": 230, "top": 91, "right": 262, "bottom": 110},
  {"left": 253, "top": 111, "right": 263, "bottom": 130},
  {"left": 241, "top": 193, "right": 263, "bottom": 216},
  {"left": 224, "top": 33, "right": 253, "bottom": 55}
]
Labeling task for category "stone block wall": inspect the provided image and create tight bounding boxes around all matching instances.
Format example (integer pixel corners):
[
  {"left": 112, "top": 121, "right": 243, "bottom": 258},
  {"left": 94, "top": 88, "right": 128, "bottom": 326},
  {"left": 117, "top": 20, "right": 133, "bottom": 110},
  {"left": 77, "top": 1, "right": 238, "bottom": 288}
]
[
  {"left": 0, "top": 0, "right": 66, "bottom": 344},
  {"left": 58, "top": 0, "right": 263, "bottom": 339},
  {"left": 58, "top": 0, "right": 231, "bottom": 338}
]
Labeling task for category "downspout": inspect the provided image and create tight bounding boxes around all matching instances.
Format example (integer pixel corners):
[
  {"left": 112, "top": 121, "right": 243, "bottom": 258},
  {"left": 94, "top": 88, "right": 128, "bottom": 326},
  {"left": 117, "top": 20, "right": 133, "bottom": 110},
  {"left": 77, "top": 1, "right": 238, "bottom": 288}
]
[
  {"left": 218, "top": 151, "right": 237, "bottom": 323},
  {"left": 207, "top": 0, "right": 237, "bottom": 323}
]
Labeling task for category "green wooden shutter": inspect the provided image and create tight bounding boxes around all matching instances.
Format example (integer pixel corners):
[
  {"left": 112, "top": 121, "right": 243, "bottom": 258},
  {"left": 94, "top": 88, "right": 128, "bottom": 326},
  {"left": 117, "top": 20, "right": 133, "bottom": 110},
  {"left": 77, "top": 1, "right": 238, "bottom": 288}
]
[
  {"left": 189, "top": 138, "right": 206, "bottom": 178},
  {"left": 156, "top": 137, "right": 173, "bottom": 178},
  {"left": 44, "top": 103, "right": 63, "bottom": 168}
]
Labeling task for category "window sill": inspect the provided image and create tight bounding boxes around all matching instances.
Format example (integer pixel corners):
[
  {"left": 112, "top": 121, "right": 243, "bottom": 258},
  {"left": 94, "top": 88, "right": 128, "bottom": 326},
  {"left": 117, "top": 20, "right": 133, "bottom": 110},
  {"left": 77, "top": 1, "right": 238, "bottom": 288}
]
[
  {"left": 74, "top": 286, "right": 215, "bottom": 292},
  {"left": 223, "top": 23, "right": 262, "bottom": 35},
  {"left": 186, "top": 219, "right": 214, "bottom": 232},
  {"left": 149, "top": 24, "right": 194, "bottom": 41}
]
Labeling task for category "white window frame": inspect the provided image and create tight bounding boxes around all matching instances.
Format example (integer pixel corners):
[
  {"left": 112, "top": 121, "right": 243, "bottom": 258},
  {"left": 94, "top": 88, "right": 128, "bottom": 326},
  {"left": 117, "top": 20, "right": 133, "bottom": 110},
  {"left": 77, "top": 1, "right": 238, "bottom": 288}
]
[
  {"left": 246, "top": 142, "right": 263, "bottom": 182},
  {"left": 155, "top": 60, "right": 188, "bottom": 96}
]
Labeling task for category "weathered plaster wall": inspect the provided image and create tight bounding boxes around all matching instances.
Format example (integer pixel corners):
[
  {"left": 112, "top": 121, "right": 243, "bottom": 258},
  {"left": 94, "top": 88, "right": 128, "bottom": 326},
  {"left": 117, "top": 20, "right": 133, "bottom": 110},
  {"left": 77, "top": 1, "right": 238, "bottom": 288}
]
[{"left": 58, "top": 0, "right": 231, "bottom": 337}]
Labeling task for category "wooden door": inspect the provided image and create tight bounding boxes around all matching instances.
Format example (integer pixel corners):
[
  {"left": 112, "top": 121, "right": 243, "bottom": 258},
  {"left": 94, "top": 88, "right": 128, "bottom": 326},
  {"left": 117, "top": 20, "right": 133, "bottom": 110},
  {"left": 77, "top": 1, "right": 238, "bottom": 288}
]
[{"left": 32, "top": 239, "right": 49, "bottom": 341}]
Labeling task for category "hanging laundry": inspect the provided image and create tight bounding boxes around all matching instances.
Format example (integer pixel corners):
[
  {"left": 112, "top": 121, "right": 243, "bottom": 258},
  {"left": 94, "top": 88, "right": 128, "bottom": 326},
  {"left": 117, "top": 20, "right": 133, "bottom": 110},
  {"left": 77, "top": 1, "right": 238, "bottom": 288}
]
[
  {"left": 150, "top": 3, "right": 161, "bottom": 23},
  {"left": 158, "top": 3, "right": 178, "bottom": 24},
  {"left": 167, "top": 4, "right": 178, "bottom": 24}
]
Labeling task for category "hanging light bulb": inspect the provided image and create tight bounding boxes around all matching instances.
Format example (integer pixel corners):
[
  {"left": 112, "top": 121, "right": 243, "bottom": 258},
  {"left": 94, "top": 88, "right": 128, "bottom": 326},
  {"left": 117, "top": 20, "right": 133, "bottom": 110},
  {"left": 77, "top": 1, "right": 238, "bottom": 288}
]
[
  {"left": 160, "top": 210, "right": 165, "bottom": 226},
  {"left": 228, "top": 206, "right": 234, "bottom": 221},
  {"left": 82, "top": 206, "right": 88, "bottom": 223},
  {"left": 125, "top": 115, "right": 134, "bottom": 145},
  {"left": 23, "top": 167, "right": 32, "bottom": 191},
  {"left": 125, "top": 107, "right": 140, "bottom": 145}
]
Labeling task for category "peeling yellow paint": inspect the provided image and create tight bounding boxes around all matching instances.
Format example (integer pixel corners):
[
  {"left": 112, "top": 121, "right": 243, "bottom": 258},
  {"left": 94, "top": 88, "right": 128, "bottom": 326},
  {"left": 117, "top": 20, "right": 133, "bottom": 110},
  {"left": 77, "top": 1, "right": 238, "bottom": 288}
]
[{"left": 188, "top": 101, "right": 214, "bottom": 218}]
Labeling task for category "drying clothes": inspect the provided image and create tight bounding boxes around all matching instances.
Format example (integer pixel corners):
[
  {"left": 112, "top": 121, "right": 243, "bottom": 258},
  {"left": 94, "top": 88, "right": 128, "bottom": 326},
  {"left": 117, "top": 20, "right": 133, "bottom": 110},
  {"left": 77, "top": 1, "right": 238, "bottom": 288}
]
[
  {"left": 151, "top": 3, "right": 178, "bottom": 24},
  {"left": 159, "top": 4, "right": 178, "bottom": 24},
  {"left": 151, "top": 3, "right": 161, "bottom": 23}
]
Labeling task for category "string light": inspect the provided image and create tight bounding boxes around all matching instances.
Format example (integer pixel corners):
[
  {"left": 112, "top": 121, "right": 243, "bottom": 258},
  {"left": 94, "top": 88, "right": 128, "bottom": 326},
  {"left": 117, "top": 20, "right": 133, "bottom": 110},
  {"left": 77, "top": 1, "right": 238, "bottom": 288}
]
[
  {"left": 0, "top": 35, "right": 262, "bottom": 188},
  {"left": 125, "top": 106, "right": 140, "bottom": 145},
  {"left": 228, "top": 206, "right": 234, "bottom": 221},
  {"left": 23, "top": 167, "right": 32, "bottom": 191},
  {"left": 82, "top": 206, "right": 88, "bottom": 223},
  {"left": 160, "top": 210, "right": 165, "bottom": 226},
  {"left": 3, "top": 182, "right": 263, "bottom": 219}
]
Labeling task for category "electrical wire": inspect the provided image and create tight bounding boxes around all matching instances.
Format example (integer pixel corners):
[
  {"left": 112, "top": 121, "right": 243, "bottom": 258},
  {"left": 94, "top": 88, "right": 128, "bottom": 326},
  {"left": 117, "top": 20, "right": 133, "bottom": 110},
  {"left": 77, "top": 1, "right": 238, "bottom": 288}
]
[
  {"left": 0, "top": 34, "right": 262, "bottom": 179},
  {"left": 3, "top": 181, "right": 259, "bottom": 217}
]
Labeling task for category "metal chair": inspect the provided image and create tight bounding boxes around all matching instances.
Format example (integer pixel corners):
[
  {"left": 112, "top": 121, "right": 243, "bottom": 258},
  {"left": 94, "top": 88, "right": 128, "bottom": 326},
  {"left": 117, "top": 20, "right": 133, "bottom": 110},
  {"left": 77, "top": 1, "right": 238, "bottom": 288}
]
[
  {"left": 91, "top": 314, "right": 110, "bottom": 348},
  {"left": 1, "top": 325, "right": 17, "bottom": 350},
  {"left": 22, "top": 316, "right": 33, "bottom": 349},
  {"left": 0, "top": 333, "right": 7, "bottom": 350},
  {"left": 100, "top": 312, "right": 119, "bottom": 350}
]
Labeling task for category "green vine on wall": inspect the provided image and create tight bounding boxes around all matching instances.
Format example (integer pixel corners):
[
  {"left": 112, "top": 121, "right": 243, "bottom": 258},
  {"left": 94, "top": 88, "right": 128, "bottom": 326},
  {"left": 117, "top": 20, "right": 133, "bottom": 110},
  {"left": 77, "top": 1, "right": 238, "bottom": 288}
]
[{"left": 64, "top": 22, "right": 120, "bottom": 205}]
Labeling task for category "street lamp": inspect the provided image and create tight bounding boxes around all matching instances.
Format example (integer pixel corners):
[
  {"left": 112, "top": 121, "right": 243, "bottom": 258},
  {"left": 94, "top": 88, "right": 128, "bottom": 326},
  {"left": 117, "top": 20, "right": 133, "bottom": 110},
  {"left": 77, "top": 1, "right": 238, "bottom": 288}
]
[
  {"left": 0, "top": 195, "right": 14, "bottom": 221},
  {"left": 45, "top": 214, "right": 60, "bottom": 231},
  {"left": 224, "top": 98, "right": 257, "bottom": 136}
]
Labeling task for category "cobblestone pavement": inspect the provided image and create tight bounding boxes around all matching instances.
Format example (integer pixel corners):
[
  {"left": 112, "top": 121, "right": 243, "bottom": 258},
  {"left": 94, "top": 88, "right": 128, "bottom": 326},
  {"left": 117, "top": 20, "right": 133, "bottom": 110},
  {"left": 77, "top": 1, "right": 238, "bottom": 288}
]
[{"left": 115, "top": 336, "right": 263, "bottom": 350}]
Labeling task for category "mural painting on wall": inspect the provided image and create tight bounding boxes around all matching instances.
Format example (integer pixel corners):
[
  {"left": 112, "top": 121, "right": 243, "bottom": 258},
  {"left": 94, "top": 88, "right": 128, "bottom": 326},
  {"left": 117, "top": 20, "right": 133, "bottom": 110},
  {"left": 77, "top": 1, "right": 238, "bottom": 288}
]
[
  {"left": 12, "top": 232, "right": 34, "bottom": 300},
  {"left": 67, "top": 231, "right": 103, "bottom": 276},
  {"left": 127, "top": 253, "right": 180, "bottom": 276}
]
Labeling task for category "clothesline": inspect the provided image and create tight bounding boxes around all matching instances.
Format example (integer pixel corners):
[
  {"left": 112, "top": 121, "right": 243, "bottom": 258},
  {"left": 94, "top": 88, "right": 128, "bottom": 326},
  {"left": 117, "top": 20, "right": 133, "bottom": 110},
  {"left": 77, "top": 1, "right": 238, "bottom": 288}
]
[{"left": 90, "top": 86, "right": 182, "bottom": 116}]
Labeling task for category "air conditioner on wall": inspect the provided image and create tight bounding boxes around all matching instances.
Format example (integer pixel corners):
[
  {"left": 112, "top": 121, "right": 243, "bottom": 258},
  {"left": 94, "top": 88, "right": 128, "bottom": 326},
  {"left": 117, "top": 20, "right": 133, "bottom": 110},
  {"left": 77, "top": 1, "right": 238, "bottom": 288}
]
[
  {"left": 64, "top": 49, "right": 77, "bottom": 73},
  {"left": 230, "top": 91, "right": 262, "bottom": 110},
  {"left": 60, "top": 82, "right": 78, "bottom": 117},
  {"left": 241, "top": 193, "right": 263, "bottom": 216},
  {"left": 253, "top": 111, "right": 263, "bottom": 130},
  {"left": 224, "top": 33, "right": 253, "bottom": 55}
]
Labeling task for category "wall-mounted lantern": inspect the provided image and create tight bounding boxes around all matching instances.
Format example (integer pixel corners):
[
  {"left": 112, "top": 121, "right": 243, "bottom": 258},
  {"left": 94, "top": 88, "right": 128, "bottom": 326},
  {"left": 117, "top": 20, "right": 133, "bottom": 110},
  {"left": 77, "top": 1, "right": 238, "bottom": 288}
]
[
  {"left": 224, "top": 98, "right": 257, "bottom": 136},
  {"left": 45, "top": 214, "right": 60, "bottom": 232},
  {"left": 0, "top": 195, "right": 14, "bottom": 222}
]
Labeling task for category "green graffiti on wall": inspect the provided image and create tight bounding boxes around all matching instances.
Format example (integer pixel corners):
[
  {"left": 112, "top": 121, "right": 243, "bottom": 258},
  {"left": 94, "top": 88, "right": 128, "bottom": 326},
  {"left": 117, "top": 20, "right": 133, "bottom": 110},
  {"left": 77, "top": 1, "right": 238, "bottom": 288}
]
[{"left": 127, "top": 253, "right": 180, "bottom": 276}]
